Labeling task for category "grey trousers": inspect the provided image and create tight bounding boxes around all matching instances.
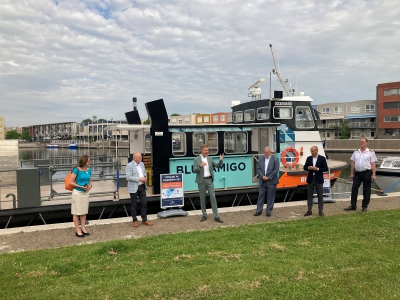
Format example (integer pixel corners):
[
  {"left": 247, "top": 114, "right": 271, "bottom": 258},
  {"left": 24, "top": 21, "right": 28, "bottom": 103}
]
[
  {"left": 307, "top": 177, "right": 324, "bottom": 212},
  {"left": 198, "top": 178, "right": 219, "bottom": 218},
  {"left": 256, "top": 182, "right": 277, "bottom": 215}
]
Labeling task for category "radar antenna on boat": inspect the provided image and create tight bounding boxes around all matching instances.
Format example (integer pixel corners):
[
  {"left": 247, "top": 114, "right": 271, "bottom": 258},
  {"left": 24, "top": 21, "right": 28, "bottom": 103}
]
[
  {"left": 248, "top": 78, "right": 265, "bottom": 101},
  {"left": 270, "top": 44, "right": 295, "bottom": 97}
]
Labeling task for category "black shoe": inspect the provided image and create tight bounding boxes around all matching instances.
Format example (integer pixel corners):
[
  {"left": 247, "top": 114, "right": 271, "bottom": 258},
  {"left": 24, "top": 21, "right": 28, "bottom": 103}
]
[
  {"left": 344, "top": 206, "right": 356, "bottom": 211},
  {"left": 200, "top": 216, "right": 207, "bottom": 222},
  {"left": 81, "top": 230, "right": 90, "bottom": 236},
  {"left": 362, "top": 207, "right": 367, "bottom": 212},
  {"left": 319, "top": 211, "right": 325, "bottom": 217},
  {"left": 266, "top": 213, "right": 271, "bottom": 217},
  {"left": 75, "top": 232, "right": 85, "bottom": 238},
  {"left": 254, "top": 212, "right": 261, "bottom": 216},
  {"left": 304, "top": 211, "right": 312, "bottom": 216},
  {"left": 214, "top": 217, "right": 223, "bottom": 223}
]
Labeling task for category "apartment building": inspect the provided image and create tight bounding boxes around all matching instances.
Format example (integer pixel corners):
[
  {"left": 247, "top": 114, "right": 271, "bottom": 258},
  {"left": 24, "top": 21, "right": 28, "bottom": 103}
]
[
  {"left": 377, "top": 81, "right": 400, "bottom": 138},
  {"left": 317, "top": 100, "right": 376, "bottom": 140}
]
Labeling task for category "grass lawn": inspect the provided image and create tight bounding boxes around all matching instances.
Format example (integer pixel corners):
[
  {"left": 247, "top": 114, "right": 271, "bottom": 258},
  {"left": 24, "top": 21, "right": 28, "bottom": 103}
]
[{"left": 1, "top": 209, "right": 400, "bottom": 299}]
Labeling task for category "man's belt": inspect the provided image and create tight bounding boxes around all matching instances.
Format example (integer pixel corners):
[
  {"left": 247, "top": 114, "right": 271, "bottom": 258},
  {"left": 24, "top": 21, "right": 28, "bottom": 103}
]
[
  {"left": 204, "top": 176, "right": 212, "bottom": 179},
  {"left": 354, "top": 170, "right": 370, "bottom": 174}
]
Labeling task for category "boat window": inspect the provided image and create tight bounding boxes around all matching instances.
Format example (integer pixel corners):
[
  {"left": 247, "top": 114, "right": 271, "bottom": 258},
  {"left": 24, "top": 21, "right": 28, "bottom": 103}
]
[
  {"left": 257, "top": 107, "right": 270, "bottom": 120},
  {"left": 295, "top": 106, "right": 315, "bottom": 129},
  {"left": 233, "top": 111, "right": 243, "bottom": 123},
  {"left": 224, "top": 132, "right": 248, "bottom": 154},
  {"left": 244, "top": 109, "right": 255, "bottom": 122},
  {"left": 172, "top": 133, "right": 186, "bottom": 156},
  {"left": 145, "top": 134, "right": 152, "bottom": 153},
  {"left": 381, "top": 161, "right": 392, "bottom": 167},
  {"left": 273, "top": 106, "right": 292, "bottom": 119},
  {"left": 193, "top": 132, "right": 218, "bottom": 155}
]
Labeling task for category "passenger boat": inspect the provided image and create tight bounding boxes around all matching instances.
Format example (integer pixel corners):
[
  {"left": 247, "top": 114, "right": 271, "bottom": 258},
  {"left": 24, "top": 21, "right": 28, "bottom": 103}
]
[
  {"left": 375, "top": 157, "right": 400, "bottom": 194},
  {"left": 68, "top": 142, "right": 79, "bottom": 149},
  {"left": 106, "top": 46, "right": 347, "bottom": 201}
]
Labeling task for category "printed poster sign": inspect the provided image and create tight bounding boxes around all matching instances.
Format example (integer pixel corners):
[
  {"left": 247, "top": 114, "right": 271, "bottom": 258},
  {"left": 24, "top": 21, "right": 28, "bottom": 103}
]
[{"left": 160, "top": 173, "right": 184, "bottom": 208}]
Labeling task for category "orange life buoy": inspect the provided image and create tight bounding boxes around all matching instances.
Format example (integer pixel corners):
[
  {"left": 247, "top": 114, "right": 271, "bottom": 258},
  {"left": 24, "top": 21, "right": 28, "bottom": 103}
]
[{"left": 281, "top": 147, "right": 300, "bottom": 168}]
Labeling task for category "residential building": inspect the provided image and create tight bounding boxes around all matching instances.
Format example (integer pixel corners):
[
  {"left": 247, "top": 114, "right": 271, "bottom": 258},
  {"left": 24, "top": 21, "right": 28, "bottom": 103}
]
[
  {"left": 169, "top": 114, "right": 197, "bottom": 125},
  {"left": 377, "top": 81, "right": 400, "bottom": 138},
  {"left": 317, "top": 100, "right": 376, "bottom": 140},
  {"left": 211, "top": 112, "right": 231, "bottom": 124}
]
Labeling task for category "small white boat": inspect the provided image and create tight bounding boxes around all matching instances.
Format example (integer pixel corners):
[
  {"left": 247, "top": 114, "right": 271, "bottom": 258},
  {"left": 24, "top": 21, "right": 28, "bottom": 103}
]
[
  {"left": 46, "top": 144, "right": 59, "bottom": 149},
  {"left": 375, "top": 157, "right": 400, "bottom": 194},
  {"left": 68, "top": 142, "right": 79, "bottom": 149}
]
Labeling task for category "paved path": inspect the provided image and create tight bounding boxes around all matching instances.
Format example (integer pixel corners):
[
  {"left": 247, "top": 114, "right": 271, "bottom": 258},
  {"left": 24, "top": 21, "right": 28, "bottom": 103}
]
[{"left": 1, "top": 193, "right": 399, "bottom": 254}]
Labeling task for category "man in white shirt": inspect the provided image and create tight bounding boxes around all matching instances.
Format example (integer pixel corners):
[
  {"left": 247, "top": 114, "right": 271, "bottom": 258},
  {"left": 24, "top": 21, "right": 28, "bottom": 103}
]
[
  {"left": 126, "top": 152, "right": 153, "bottom": 227},
  {"left": 193, "top": 145, "right": 224, "bottom": 223},
  {"left": 345, "top": 138, "right": 377, "bottom": 212}
]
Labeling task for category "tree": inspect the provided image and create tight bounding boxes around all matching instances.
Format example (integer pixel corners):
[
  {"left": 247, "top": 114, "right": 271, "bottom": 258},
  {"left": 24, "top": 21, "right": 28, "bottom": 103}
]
[
  {"left": 82, "top": 118, "right": 91, "bottom": 123},
  {"left": 6, "top": 130, "right": 20, "bottom": 139},
  {"left": 170, "top": 113, "right": 181, "bottom": 116},
  {"left": 340, "top": 121, "right": 350, "bottom": 139},
  {"left": 21, "top": 130, "right": 32, "bottom": 142},
  {"left": 143, "top": 118, "right": 150, "bottom": 125},
  {"left": 98, "top": 118, "right": 107, "bottom": 123}
]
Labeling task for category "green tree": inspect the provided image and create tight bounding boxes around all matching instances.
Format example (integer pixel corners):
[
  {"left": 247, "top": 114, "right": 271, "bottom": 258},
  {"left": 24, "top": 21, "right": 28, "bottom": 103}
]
[
  {"left": 98, "top": 118, "right": 107, "bottom": 123},
  {"left": 6, "top": 130, "right": 20, "bottom": 139},
  {"left": 20, "top": 130, "right": 32, "bottom": 142},
  {"left": 82, "top": 118, "right": 91, "bottom": 123},
  {"left": 170, "top": 113, "right": 181, "bottom": 116},
  {"left": 340, "top": 121, "right": 350, "bottom": 139},
  {"left": 143, "top": 118, "right": 150, "bottom": 125}
]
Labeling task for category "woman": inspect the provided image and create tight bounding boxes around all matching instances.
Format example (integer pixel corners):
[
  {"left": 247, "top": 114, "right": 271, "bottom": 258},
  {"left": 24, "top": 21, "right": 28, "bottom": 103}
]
[{"left": 69, "top": 155, "right": 92, "bottom": 237}]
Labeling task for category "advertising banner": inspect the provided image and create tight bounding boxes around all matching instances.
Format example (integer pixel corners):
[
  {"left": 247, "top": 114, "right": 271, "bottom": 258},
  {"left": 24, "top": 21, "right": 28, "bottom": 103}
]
[{"left": 160, "top": 173, "right": 184, "bottom": 208}]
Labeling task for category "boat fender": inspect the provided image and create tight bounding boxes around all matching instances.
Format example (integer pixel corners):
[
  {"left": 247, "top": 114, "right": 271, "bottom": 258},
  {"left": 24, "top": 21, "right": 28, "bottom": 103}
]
[{"left": 281, "top": 147, "right": 300, "bottom": 169}]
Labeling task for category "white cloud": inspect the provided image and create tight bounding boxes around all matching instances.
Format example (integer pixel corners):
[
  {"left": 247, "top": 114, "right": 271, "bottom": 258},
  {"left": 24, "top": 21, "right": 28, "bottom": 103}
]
[{"left": 0, "top": 0, "right": 399, "bottom": 126}]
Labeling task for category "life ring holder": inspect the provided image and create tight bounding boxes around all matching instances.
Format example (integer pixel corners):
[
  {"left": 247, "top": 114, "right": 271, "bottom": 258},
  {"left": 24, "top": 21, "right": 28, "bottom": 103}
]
[{"left": 281, "top": 147, "right": 300, "bottom": 168}]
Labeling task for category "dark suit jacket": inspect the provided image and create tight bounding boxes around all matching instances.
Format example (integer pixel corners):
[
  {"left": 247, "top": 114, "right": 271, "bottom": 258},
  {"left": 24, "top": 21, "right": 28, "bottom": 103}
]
[
  {"left": 257, "top": 155, "right": 280, "bottom": 185},
  {"left": 193, "top": 155, "right": 223, "bottom": 184},
  {"left": 303, "top": 154, "right": 328, "bottom": 184}
]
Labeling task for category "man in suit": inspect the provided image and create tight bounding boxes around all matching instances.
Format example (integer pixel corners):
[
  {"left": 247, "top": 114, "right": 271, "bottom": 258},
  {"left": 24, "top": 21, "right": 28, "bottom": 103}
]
[
  {"left": 255, "top": 147, "right": 280, "bottom": 217},
  {"left": 126, "top": 152, "right": 153, "bottom": 227},
  {"left": 303, "top": 146, "right": 328, "bottom": 216},
  {"left": 193, "top": 144, "right": 224, "bottom": 223}
]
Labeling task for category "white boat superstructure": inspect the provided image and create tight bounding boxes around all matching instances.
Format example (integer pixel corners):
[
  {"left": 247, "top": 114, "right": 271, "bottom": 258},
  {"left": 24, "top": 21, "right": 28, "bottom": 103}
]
[{"left": 375, "top": 157, "right": 400, "bottom": 194}]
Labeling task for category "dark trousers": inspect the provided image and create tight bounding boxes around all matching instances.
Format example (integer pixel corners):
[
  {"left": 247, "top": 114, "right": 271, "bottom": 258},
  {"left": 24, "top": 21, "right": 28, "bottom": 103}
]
[
  {"left": 307, "top": 177, "right": 324, "bottom": 212},
  {"left": 130, "top": 185, "right": 147, "bottom": 222},
  {"left": 351, "top": 169, "right": 372, "bottom": 208},
  {"left": 256, "top": 182, "right": 277, "bottom": 215}
]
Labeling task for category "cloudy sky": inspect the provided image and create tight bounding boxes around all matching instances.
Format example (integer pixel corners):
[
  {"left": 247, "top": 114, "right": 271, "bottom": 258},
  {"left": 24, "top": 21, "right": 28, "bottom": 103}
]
[{"left": 1, "top": 0, "right": 399, "bottom": 127}]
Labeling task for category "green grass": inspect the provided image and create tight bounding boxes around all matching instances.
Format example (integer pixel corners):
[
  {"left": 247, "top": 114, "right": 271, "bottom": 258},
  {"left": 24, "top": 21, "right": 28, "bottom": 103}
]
[{"left": 1, "top": 209, "right": 400, "bottom": 299}]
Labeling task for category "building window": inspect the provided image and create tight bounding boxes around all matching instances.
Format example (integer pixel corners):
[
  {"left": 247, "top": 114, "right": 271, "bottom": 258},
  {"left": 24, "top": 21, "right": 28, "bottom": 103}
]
[
  {"left": 273, "top": 106, "right": 293, "bottom": 119},
  {"left": 352, "top": 130, "right": 361, "bottom": 138},
  {"left": 221, "top": 115, "right": 226, "bottom": 122},
  {"left": 365, "top": 104, "right": 375, "bottom": 112},
  {"left": 197, "top": 116, "right": 202, "bottom": 123},
  {"left": 383, "top": 102, "right": 400, "bottom": 109},
  {"left": 213, "top": 116, "right": 219, "bottom": 122},
  {"left": 351, "top": 106, "right": 360, "bottom": 113},
  {"left": 193, "top": 132, "right": 218, "bottom": 155},
  {"left": 322, "top": 107, "right": 330, "bottom": 115},
  {"left": 257, "top": 107, "right": 269, "bottom": 120},
  {"left": 334, "top": 131, "right": 342, "bottom": 139},
  {"left": 224, "top": 132, "right": 247, "bottom": 153},
  {"left": 384, "top": 88, "right": 400, "bottom": 96},
  {"left": 204, "top": 116, "right": 209, "bottom": 123},
  {"left": 384, "top": 116, "right": 400, "bottom": 122},
  {"left": 244, "top": 109, "right": 255, "bottom": 122},
  {"left": 233, "top": 112, "right": 243, "bottom": 123},
  {"left": 334, "top": 107, "right": 342, "bottom": 114}
]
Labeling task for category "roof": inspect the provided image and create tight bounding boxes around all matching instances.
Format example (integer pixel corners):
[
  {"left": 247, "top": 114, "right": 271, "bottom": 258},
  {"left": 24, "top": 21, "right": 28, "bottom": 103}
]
[{"left": 344, "top": 114, "right": 376, "bottom": 119}]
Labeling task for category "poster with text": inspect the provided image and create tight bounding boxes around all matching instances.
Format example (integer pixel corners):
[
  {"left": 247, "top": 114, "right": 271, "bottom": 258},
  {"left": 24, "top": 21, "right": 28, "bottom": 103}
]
[{"left": 160, "top": 174, "right": 184, "bottom": 208}]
